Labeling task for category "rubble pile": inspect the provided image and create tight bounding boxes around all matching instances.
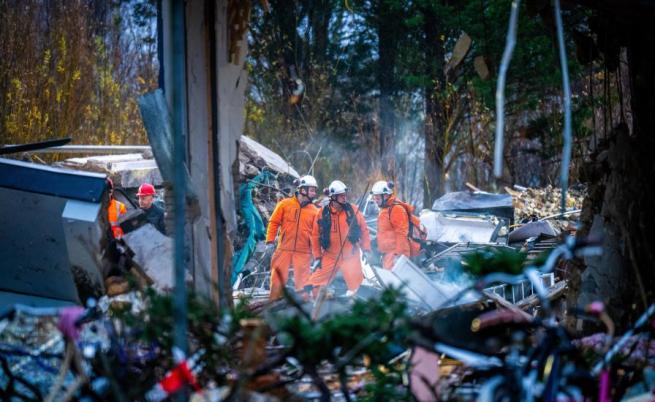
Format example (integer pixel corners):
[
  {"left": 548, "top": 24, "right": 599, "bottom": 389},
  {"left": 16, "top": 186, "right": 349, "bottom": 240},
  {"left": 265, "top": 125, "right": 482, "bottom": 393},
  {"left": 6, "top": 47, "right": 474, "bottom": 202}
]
[
  {"left": 509, "top": 184, "right": 586, "bottom": 221},
  {"left": 57, "top": 152, "right": 163, "bottom": 190},
  {"left": 237, "top": 135, "right": 299, "bottom": 222}
]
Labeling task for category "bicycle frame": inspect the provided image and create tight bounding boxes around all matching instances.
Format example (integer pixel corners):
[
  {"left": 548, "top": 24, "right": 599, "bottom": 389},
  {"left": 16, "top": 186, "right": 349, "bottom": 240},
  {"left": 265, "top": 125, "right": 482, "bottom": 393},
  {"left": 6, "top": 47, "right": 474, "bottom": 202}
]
[{"left": 415, "top": 235, "right": 601, "bottom": 401}]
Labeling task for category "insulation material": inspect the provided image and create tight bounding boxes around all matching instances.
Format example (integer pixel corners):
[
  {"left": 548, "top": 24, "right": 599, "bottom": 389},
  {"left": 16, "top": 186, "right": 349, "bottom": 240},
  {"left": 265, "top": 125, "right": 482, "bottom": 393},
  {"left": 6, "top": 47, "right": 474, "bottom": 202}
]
[{"left": 420, "top": 211, "right": 501, "bottom": 244}]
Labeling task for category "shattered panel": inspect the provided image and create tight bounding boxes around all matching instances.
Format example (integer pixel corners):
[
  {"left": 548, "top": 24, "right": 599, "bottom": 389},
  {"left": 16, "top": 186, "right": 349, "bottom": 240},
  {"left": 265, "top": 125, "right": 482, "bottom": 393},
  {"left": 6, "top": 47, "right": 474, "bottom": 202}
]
[{"left": 420, "top": 211, "right": 504, "bottom": 244}]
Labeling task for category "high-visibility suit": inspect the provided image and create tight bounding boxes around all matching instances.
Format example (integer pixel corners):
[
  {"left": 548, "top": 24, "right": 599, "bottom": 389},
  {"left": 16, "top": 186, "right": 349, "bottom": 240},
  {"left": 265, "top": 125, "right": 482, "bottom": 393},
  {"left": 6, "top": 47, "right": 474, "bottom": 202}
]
[
  {"left": 266, "top": 196, "right": 319, "bottom": 299},
  {"left": 377, "top": 196, "right": 420, "bottom": 269},
  {"left": 310, "top": 203, "right": 371, "bottom": 292},
  {"left": 108, "top": 199, "right": 127, "bottom": 239}
]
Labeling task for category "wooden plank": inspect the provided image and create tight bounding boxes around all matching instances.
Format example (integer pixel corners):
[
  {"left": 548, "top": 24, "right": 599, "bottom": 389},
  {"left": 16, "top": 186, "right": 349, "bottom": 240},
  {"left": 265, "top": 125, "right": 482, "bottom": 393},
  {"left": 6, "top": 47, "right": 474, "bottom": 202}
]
[
  {"left": 185, "top": 0, "right": 216, "bottom": 300},
  {"left": 516, "top": 280, "right": 568, "bottom": 310},
  {"left": 482, "top": 290, "right": 533, "bottom": 321},
  {"left": 216, "top": 0, "right": 250, "bottom": 304},
  {"left": 465, "top": 182, "right": 482, "bottom": 192}
]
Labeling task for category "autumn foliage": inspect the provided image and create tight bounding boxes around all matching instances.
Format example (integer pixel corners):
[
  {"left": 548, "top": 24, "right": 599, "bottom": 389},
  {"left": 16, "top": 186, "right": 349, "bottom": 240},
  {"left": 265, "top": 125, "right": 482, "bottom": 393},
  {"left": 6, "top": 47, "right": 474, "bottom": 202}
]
[{"left": 0, "top": 0, "right": 158, "bottom": 147}]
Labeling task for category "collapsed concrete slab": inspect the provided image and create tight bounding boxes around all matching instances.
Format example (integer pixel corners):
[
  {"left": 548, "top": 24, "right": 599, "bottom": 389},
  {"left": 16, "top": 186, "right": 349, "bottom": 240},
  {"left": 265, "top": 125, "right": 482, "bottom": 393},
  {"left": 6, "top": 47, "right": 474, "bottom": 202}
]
[
  {"left": 238, "top": 135, "right": 300, "bottom": 179},
  {"left": 59, "top": 153, "right": 163, "bottom": 189},
  {"left": 122, "top": 224, "right": 191, "bottom": 291},
  {"left": 370, "top": 256, "right": 477, "bottom": 310}
]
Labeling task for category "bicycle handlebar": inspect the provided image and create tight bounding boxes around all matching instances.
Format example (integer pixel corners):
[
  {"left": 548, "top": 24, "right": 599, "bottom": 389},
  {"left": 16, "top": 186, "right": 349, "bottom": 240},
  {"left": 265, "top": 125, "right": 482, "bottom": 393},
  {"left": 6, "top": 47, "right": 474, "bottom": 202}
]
[
  {"left": 474, "top": 235, "right": 602, "bottom": 289},
  {"left": 591, "top": 303, "right": 655, "bottom": 376}
]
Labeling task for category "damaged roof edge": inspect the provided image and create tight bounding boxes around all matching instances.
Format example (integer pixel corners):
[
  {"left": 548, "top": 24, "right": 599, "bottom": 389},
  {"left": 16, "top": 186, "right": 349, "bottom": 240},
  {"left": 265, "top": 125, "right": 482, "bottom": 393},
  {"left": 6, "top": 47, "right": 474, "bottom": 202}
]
[
  {"left": 239, "top": 135, "right": 300, "bottom": 178},
  {"left": 0, "top": 158, "right": 107, "bottom": 203}
]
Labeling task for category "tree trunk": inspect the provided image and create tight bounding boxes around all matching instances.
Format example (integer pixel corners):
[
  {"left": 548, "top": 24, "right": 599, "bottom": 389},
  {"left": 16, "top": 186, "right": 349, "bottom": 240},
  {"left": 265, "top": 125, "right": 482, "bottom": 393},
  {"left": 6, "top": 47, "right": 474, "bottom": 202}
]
[
  {"left": 422, "top": 4, "right": 446, "bottom": 208},
  {"left": 569, "top": 6, "right": 655, "bottom": 330},
  {"left": 376, "top": 0, "right": 400, "bottom": 177},
  {"left": 308, "top": 0, "right": 330, "bottom": 65}
]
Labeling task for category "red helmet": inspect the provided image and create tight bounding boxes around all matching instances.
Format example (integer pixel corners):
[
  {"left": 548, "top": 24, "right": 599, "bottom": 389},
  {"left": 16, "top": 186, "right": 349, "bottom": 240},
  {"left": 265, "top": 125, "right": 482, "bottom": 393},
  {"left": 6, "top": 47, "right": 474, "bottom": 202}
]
[{"left": 137, "top": 183, "right": 156, "bottom": 196}]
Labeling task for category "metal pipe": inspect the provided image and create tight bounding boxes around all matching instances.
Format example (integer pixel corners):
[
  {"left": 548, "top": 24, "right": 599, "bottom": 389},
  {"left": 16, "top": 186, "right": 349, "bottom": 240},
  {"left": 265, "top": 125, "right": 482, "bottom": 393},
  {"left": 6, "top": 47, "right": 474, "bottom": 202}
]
[
  {"left": 171, "top": 0, "right": 188, "bottom": 357},
  {"left": 11, "top": 145, "right": 151, "bottom": 154},
  {"left": 493, "top": 0, "right": 521, "bottom": 178},
  {"left": 538, "top": 208, "right": 581, "bottom": 222},
  {"left": 553, "top": 0, "right": 573, "bottom": 215}
]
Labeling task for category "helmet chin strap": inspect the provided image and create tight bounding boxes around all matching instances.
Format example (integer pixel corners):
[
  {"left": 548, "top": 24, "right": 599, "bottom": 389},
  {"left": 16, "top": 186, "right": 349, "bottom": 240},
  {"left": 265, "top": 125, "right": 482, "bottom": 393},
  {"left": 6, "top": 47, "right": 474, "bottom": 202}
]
[
  {"left": 376, "top": 194, "right": 389, "bottom": 207},
  {"left": 330, "top": 195, "right": 346, "bottom": 207},
  {"left": 297, "top": 188, "right": 315, "bottom": 205},
  {"left": 298, "top": 187, "right": 316, "bottom": 202}
]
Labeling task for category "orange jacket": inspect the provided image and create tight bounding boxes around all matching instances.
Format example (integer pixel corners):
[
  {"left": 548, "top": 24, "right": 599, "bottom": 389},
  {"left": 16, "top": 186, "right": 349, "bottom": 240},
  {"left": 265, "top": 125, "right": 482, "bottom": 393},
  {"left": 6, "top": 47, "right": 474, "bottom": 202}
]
[
  {"left": 108, "top": 198, "right": 127, "bottom": 238},
  {"left": 266, "top": 196, "right": 318, "bottom": 254},
  {"left": 311, "top": 203, "right": 371, "bottom": 259},
  {"left": 376, "top": 196, "right": 412, "bottom": 257}
]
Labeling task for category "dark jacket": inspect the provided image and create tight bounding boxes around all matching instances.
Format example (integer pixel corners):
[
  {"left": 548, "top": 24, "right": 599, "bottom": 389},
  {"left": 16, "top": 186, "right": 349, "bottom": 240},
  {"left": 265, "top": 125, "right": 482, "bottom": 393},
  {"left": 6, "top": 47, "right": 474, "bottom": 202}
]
[{"left": 142, "top": 203, "right": 166, "bottom": 235}]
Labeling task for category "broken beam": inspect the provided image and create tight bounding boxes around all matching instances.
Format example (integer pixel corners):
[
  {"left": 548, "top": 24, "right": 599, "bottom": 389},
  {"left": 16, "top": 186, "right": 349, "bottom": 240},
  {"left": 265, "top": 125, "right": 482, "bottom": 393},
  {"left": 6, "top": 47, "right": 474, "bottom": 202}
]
[{"left": 515, "top": 280, "right": 568, "bottom": 310}]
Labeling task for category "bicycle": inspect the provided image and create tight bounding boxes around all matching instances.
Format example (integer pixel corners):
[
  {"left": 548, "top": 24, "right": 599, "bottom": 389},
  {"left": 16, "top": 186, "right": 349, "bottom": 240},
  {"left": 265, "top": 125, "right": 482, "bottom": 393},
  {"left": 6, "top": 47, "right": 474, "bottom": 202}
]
[
  {"left": 0, "top": 300, "right": 133, "bottom": 402},
  {"left": 409, "top": 235, "right": 603, "bottom": 401}
]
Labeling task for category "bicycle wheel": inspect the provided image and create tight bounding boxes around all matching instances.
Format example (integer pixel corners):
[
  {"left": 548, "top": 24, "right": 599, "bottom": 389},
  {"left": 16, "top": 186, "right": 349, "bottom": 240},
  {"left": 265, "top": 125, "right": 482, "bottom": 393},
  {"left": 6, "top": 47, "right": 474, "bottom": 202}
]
[{"left": 477, "top": 375, "right": 520, "bottom": 402}]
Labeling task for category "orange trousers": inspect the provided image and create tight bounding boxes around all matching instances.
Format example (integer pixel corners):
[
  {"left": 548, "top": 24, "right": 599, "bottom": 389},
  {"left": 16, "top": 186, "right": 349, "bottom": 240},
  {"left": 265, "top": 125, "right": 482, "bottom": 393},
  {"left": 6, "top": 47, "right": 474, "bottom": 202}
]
[
  {"left": 309, "top": 251, "right": 364, "bottom": 292},
  {"left": 269, "top": 250, "right": 312, "bottom": 300}
]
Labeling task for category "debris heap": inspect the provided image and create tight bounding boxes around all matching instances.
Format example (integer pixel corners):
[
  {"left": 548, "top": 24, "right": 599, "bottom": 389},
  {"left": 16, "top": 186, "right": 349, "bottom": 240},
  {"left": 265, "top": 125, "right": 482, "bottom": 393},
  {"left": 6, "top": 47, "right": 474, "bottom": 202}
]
[
  {"left": 233, "top": 135, "right": 299, "bottom": 243},
  {"left": 508, "top": 184, "right": 586, "bottom": 221}
]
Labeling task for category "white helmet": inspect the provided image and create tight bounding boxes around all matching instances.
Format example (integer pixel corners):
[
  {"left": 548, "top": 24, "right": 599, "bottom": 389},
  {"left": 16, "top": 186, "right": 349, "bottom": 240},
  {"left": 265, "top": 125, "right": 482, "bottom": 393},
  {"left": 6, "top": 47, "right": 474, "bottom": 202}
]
[
  {"left": 326, "top": 180, "right": 348, "bottom": 196},
  {"left": 371, "top": 180, "right": 394, "bottom": 195},
  {"left": 295, "top": 175, "right": 318, "bottom": 189}
]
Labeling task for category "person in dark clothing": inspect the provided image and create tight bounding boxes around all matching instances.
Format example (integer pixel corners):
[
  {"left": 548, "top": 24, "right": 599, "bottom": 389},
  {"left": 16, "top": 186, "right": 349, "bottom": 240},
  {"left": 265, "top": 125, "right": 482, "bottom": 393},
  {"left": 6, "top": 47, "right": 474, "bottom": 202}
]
[{"left": 137, "top": 183, "right": 166, "bottom": 235}]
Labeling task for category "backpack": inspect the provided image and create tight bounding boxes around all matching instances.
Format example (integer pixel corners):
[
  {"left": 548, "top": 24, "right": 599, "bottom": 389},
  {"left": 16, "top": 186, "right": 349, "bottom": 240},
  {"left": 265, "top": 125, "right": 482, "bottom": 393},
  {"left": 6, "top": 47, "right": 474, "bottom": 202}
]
[{"left": 388, "top": 200, "right": 427, "bottom": 251}]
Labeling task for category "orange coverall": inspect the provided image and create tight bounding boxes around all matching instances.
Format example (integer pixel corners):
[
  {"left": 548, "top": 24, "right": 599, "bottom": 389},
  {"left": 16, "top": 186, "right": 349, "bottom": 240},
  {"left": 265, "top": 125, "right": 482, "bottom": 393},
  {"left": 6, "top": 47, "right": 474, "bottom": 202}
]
[
  {"left": 266, "top": 196, "right": 319, "bottom": 299},
  {"left": 377, "top": 196, "right": 419, "bottom": 269},
  {"left": 108, "top": 199, "right": 127, "bottom": 239},
  {"left": 310, "top": 203, "right": 371, "bottom": 292}
]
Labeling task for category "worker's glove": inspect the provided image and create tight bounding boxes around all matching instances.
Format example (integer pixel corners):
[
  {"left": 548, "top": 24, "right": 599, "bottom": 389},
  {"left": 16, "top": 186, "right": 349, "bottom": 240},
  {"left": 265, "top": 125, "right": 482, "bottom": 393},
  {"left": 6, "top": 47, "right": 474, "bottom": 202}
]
[
  {"left": 265, "top": 242, "right": 276, "bottom": 255},
  {"left": 311, "top": 258, "right": 322, "bottom": 272}
]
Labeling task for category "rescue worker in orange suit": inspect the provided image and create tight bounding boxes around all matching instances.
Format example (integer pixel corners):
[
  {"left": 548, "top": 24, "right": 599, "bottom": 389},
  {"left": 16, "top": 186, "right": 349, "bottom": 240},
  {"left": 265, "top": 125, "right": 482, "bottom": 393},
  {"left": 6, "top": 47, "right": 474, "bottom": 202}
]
[
  {"left": 371, "top": 180, "right": 421, "bottom": 269},
  {"left": 310, "top": 180, "right": 371, "bottom": 296},
  {"left": 265, "top": 175, "right": 320, "bottom": 300},
  {"left": 107, "top": 178, "right": 127, "bottom": 239}
]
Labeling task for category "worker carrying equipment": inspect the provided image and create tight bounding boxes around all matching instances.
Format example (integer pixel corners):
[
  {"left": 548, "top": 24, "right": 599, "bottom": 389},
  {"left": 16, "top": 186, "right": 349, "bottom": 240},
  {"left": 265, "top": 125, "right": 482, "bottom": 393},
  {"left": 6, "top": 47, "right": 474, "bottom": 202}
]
[
  {"left": 265, "top": 175, "right": 319, "bottom": 300},
  {"left": 310, "top": 180, "right": 371, "bottom": 293},
  {"left": 371, "top": 180, "right": 425, "bottom": 269},
  {"left": 106, "top": 178, "right": 127, "bottom": 239}
]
